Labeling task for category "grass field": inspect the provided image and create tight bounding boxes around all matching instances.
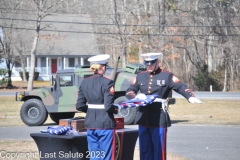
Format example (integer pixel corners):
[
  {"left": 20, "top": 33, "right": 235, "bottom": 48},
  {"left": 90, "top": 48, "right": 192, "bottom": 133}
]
[
  {"left": 1, "top": 97, "right": 240, "bottom": 127},
  {"left": 0, "top": 81, "right": 51, "bottom": 91},
  {"left": 0, "top": 81, "right": 240, "bottom": 160}
]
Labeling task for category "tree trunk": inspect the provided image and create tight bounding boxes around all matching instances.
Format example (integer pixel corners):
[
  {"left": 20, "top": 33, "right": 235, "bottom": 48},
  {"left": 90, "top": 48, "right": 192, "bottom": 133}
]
[
  {"left": 20, "top": 57, "right": 27, "bottom": 82},
  {"left": 159, "top": 0, "right": 165, "bottom": 52},
  {"left": 27, "top": 20, "right": 40, "bottom": 91},
  {"left": 222, "top": 64, "right": 227, "bottom": 92},
  {"left": 6, "top": 60, "right": 13, "bottom": 89},
  {"left": 207, "top": 36, "right": 213, "bottom": 72}
]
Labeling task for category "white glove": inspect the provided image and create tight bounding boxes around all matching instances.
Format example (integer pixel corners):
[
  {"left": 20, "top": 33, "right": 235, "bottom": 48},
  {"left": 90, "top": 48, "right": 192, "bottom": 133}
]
[
  {"left": 135, "top": 93, "right": 147, "bottom": 100},
  {"left": 188, "top": 97, "right": 202, "bottom": 104}
]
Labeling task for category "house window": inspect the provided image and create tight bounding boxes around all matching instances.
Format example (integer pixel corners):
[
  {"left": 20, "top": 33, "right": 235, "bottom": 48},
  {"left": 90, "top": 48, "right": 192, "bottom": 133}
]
[
  {"left": 15, "top": 57, "right": 28, "bottom": 67},
  {"left": 69, "top": 58, "right": 75, "bottom": 67},
  {"left": 41, "top": 57, "right": 46, "bottom": 67}
]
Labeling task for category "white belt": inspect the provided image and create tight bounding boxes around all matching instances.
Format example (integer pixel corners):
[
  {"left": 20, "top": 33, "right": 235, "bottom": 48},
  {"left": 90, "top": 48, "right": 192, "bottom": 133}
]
[
  {"left": 88, "top": 104, "right": 105, "bottom": 109},
  {"left": 153, "top": 98, "right": 169, "bottom": 112}
]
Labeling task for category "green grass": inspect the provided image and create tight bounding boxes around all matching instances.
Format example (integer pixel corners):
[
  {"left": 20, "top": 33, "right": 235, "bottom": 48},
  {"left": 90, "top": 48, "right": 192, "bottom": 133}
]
[
  {"left": 170, "top": 99, "right": 240, "bottom": 125},
  {"left": 0, "top": 81, "right": 51, "bottom": 91},
  {"left": 0, "top": 96, "right": 240, "bottom": 127}
]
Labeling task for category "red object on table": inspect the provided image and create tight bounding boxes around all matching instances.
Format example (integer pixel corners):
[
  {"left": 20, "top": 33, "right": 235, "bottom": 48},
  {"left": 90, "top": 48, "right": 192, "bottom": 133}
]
[{"left": 115, "top": 117, "right": 124, "bottom": 129}]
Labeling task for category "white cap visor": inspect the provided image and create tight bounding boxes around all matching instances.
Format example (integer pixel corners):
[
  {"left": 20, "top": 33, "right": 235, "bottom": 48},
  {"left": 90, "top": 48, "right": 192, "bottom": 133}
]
[
  {"left": 140, "top": 53, "right": 162, "bottom": 61},
  {"left": 88, "top": 54, "right": 110, "bottom": 65}
]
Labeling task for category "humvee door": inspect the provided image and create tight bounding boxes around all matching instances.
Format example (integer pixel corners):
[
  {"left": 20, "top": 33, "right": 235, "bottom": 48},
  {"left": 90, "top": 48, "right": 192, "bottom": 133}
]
[{"left": 56, "top": 73, "right": 78, "bottom": 112}]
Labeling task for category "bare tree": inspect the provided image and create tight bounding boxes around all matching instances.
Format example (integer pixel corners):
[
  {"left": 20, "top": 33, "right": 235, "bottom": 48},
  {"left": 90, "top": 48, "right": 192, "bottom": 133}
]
[
  {"left": 21, "top": 0, "right": 65, "bottom": 91},
  {"left": 1, "top": 0, "right": 239, "bottom": 91},
  {"left": 14, "top": 31, "right": 31, "bottom": 82},
  {"left": 84, "top": 0, "right": 240, "bottom": 90},
  {"left": 0, "top": 28, "right": 15, "bottom": 88},
  {"left": 0, "top": 0, "right": 24, "bottom": 88}
]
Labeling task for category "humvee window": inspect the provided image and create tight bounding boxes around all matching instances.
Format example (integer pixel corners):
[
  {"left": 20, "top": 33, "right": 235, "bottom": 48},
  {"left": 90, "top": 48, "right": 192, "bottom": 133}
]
[{"left": 59, "top": 75, "right": 73, "bottom": 87}]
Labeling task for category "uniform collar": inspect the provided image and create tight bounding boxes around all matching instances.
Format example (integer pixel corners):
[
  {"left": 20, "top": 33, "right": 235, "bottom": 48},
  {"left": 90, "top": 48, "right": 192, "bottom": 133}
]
[
  {"left": 150, "top": 67, "right": 161, "bottom": 75},
  {"left": 93, "top": 73, "right": 103, "bottom": 77}
]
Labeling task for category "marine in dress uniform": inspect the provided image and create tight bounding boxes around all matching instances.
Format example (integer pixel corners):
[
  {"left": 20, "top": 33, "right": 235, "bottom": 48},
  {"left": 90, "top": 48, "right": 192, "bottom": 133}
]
[
  {"left": 76, "top": 54, "right": 118, "bottom": 160},
  {"left": 125, "top": 53, "right": 202, "bottom": 160}
]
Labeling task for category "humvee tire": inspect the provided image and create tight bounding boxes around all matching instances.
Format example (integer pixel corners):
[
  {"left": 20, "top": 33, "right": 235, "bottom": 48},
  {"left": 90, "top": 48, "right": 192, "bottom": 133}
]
[
  {"left": 114, "top": 96, "right": 137, "bottom": 125},
  {"left": 20, "top": 99, "right": 48, "bottom": 126},
  {"left": 49, "top": 112, "right": 75, "bottom": 124}
]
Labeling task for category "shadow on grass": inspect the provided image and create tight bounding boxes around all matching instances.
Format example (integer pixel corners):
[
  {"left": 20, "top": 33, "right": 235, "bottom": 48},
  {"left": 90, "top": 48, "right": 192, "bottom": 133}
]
[
  {"left": 0, "top": 86, "right": 49, "bottom": 91},
  {"left": 42, "top": 123, "right": 58, "bottom": 126},
  {"left": 41, "top": 120, "right": 190, "bottom": 126},
  {"left": 171, "top": 120, "right": 189, "bottom": 124}
]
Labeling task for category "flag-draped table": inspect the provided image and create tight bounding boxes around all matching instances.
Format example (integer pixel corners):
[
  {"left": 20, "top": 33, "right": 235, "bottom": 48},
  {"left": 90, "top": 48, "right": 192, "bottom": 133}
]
[{"left": 30, "top": 128, "right": 138, "bottom": 160}]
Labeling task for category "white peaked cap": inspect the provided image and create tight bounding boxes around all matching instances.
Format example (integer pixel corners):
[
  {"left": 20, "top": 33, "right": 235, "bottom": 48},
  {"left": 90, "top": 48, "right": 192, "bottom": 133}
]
[
  {"left": 88, "top": 54, "right": 110, "bottom": 64},
  {"left": 140, "top": 53, "right": 162, "bottom": 61}
]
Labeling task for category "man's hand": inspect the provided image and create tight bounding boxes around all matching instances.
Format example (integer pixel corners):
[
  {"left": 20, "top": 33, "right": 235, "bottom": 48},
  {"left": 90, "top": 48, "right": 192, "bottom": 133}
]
[{"left": 188, "top": 97, "right": 202, "bottom": 104}]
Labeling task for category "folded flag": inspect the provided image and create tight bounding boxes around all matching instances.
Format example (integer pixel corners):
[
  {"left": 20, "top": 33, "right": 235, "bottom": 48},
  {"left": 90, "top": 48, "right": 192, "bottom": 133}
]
[
  {"left": 119, "top": 94, "right": 159, "bottom": 108},
  {"left": 46, "top": 126, "right": 72, "bottom": 135}
]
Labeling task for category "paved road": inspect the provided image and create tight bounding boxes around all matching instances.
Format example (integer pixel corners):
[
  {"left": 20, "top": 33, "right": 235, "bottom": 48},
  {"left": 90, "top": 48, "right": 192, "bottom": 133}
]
[
  {"left": 173, "top": 91, "right": 240, "bottom": 100},
  {"left": 167, "top": 124, "right": 240, "bottom": 160},
  {"left": 1, "top": 91, "right": 240, "bottom": 99},
  {"left": 0, "top": 124, "right": 239, "bottom": 160},
  {"left": 0, "top": 92, "right": 16, "bottom": 96}
]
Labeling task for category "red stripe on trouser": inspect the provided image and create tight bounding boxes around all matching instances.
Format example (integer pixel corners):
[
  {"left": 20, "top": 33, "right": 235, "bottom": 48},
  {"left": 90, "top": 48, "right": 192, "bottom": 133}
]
[
  {"left": 161, "top": 128, "right": 167, "bottom": 160},
  {"left": 111, "top": 129, "right": 116, "bottom": 160},
  {"left": 118, "top": 131, "right": 124, "bottom": 160},
  {"left": 138, "top": 126, "right": 167, "bottom": 160}
]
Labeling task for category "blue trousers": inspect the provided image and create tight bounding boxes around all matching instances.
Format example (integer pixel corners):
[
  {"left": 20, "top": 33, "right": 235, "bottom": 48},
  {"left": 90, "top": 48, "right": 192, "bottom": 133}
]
[
  {"left": 87, "top": 129, "right": 115, "bottom": 160},
  {"left": 138, "top": 126, "right": 167, "bottom": 160}
]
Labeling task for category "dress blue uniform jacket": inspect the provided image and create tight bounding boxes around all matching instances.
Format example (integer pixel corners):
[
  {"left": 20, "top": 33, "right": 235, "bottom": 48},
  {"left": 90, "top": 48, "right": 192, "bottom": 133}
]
[
  {"left": 76, "top": 74, "right": 117, "bottom": 129},
  {"left": 126, "top": 68, "right": 195, "bottom": 127}
]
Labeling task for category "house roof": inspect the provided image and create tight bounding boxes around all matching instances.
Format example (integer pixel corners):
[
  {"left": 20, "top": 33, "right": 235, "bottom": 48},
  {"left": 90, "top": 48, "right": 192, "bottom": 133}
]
[
  {"left": 5, "top": 14, "right": 100, "bottom": 57},
  {"left": 36, "top": 14, "right": 100, "bottom": 57}
]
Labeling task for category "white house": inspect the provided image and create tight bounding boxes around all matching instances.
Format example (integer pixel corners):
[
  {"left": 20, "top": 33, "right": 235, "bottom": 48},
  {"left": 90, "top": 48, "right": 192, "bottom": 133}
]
[{"left": 2, "top": 14, "right": 100, "bottom": 81}]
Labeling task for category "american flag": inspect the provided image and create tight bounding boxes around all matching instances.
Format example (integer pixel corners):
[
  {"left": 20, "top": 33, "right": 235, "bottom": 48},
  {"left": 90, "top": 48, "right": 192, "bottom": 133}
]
[
  {"left": 120, "top": 95, "right": 159, "bottom": 108},
  {"left": 47, "top": 126, "right": 72, "bottom": 135}
]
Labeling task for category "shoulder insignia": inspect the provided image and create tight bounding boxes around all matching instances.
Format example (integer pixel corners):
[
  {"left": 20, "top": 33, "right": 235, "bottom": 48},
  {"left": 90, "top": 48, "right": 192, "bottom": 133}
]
[
  {"left": 131, "top": 78, "right": 136, "bottom": 85},
  {"left": 172, "top": 76, "right": 180, "bottom": 83},
  {"left": 110, "top": 86, "right": 114, "bottom": 95}
]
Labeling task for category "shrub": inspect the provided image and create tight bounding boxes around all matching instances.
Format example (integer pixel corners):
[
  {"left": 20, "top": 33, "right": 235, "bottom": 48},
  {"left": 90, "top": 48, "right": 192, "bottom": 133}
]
[
  {"left": 192, "top": 65, "right": 224, "bottom": 91},
  {"left": 0, "top": 68, "right": 8, "bottom": 86},
  {"left": 19, "top": 72, "right": 39, "bottom": 81}
]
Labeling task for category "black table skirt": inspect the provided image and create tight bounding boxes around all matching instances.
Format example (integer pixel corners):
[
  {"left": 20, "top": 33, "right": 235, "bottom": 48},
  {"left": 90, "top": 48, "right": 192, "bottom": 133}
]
[{"left": 30, "top": 128, "right": 138, "bottom": 160}]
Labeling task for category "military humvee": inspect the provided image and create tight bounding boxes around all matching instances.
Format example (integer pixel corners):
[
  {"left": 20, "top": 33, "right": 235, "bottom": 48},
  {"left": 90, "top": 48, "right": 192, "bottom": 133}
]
[{"left": 16, "top": 57, "right": 175, "bottom": 126}]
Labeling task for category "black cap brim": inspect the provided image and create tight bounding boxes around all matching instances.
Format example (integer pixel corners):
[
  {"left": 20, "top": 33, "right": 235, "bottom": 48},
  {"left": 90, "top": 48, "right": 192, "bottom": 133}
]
[{"left": 144, "top": 59, "right": 157, "bottom": 66}]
